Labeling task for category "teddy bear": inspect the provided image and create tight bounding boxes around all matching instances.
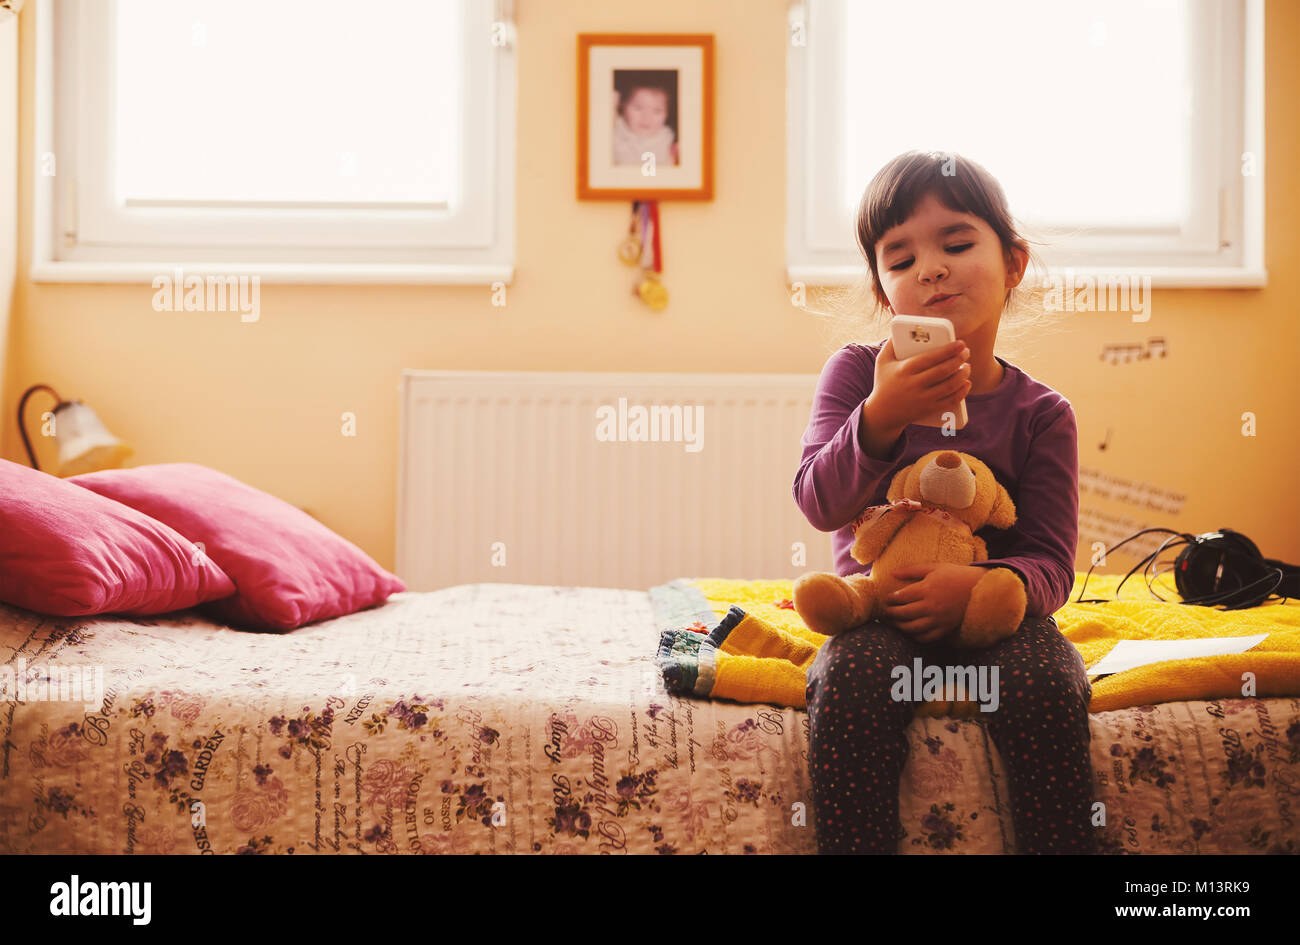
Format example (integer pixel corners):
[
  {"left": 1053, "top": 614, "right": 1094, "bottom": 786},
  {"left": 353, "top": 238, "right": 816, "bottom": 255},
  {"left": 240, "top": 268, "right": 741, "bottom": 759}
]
[{"left": 793, "top": 449, "right": 1027, "bottom": 649}]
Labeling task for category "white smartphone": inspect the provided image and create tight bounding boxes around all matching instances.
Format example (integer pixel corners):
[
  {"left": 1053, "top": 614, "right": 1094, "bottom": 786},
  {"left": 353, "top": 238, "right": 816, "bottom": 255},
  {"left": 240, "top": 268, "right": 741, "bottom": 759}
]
[{"left": 889, "top": 314, "right": 968, "bottom": 430}]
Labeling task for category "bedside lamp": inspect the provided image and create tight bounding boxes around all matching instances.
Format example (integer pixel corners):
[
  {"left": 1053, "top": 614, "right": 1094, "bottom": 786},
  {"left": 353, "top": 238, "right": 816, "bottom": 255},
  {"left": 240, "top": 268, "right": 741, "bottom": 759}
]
[{"left": 17, "top": 384, "right": 133, "bottom": 477}]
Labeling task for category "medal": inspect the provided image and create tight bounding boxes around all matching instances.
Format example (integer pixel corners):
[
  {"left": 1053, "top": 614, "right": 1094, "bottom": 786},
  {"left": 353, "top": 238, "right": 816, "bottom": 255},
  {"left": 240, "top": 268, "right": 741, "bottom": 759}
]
[
  {"left": 618, "top": 236, "right": 642, "bottom": 265},
  {"left": 634, "top": 200, "right": 668, "bottom": 312},
  {"left": 638, "top": 272, "right": 669, "bottom": 310},
  {"left": 618, "top": 201, "right": 642, "bottom": 265},
  {"left": 618, "top": 200, "right": 670, "bottom": 311}
]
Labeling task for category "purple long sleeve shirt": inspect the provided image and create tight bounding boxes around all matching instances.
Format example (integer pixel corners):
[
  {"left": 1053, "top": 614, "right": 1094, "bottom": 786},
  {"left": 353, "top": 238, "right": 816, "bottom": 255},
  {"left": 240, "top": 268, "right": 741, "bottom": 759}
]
[{"left": 792, "top": 341, "right": 1079, "bottom": 619}]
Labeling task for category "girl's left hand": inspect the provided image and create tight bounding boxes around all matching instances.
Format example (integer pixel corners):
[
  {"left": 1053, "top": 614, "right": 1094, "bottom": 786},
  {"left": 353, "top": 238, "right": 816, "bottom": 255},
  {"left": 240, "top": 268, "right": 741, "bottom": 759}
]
[{"left": 883, "top": 563, "right": 987, "bottom": 644}]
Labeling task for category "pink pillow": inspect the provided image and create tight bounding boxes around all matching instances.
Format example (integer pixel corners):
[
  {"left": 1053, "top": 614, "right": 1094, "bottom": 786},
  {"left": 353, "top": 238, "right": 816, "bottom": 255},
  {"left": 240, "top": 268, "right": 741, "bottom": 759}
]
[
  {"left": 0, "top": 458, "right": 236, "bottom": 616},
  {"left": 70, "top": 463, "right": 405, "bottom": 631}
]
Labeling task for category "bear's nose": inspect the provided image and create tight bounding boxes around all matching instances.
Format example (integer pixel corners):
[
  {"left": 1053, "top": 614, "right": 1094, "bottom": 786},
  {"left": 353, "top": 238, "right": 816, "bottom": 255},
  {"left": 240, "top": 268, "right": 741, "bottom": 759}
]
[{"left": 919, "top": 451, "right": 975, "bottom": 509}]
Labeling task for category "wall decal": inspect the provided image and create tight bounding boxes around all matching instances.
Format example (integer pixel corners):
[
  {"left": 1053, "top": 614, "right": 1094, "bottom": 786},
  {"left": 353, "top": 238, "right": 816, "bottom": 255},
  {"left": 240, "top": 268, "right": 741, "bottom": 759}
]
[
  {"left": 1079, "top": 466, "right": 1186, "bottom": 515},
  {"left": 1100, "top": 337, "right": 1167, "bottom": 364}
]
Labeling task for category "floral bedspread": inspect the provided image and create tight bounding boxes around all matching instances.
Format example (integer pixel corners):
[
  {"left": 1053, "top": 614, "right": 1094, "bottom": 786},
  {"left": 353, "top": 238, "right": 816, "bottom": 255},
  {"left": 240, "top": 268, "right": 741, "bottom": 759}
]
[{"left": 0, "top": 585, "right": 1296, "bottom": 853}]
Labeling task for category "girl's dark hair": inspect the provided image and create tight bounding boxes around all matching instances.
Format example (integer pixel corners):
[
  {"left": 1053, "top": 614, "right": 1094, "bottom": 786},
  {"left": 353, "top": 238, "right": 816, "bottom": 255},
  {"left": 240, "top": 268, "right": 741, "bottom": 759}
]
[
  {"left": 614, "top": 70, "right": 678, "bottom": 128},
  {"left": 813, "top": 150, "right": 1054, "bottom": 358}
]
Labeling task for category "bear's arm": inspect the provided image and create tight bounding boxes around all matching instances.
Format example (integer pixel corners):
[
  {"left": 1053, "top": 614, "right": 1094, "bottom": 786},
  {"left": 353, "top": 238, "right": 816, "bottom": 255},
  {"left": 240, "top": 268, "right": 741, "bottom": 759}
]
[{"left": 850, "top": 512, "right": 910, "bottom": 565}]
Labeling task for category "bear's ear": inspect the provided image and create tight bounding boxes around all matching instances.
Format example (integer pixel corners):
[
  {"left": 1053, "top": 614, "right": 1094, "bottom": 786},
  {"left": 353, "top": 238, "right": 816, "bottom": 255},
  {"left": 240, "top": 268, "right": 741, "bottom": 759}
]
[{"left": 986, "top": 481, "right": 1017, "bottom": 530}]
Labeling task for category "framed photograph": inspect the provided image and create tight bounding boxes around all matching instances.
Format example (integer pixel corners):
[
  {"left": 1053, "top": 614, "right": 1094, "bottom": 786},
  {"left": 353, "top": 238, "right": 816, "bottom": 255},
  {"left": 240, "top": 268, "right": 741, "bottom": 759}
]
[{"left": 577, "top": 33, "right": 714, "bottom": 201}]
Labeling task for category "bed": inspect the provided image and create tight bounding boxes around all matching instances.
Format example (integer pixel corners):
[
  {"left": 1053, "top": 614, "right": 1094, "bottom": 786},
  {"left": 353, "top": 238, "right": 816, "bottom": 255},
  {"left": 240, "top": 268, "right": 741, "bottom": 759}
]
[{"left": 2, "top": 582, "right": 1297, "bottom": 855}]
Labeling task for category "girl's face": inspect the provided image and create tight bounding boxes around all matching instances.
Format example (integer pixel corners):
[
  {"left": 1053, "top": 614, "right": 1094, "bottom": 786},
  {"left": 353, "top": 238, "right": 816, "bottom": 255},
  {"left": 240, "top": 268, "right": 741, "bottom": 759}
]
[
  {"left": 624, "top": 88, "right": 668, "bottom": 134},
  {"left": 874, "top": 191, "right": 1026, "bottom": 336}
]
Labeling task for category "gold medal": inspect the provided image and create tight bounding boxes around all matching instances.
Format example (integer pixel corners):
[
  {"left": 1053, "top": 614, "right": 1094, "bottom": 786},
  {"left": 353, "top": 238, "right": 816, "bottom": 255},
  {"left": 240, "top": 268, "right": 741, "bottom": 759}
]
[
  {"left": 624, "top": 201, "right": 667, "bottom": 310},
  {"left": 638, "top": 272, "right": 669, "bottom": 311},
  {"left": 618, "top": 236, "right": 642, "bottom": 265},
  {"left": 619, "top": 202, "right": 644, "bottom": 265}
]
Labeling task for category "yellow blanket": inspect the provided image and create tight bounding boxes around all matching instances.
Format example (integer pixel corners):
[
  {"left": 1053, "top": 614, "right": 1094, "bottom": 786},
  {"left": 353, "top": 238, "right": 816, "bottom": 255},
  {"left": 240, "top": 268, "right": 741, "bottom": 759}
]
[
  {"left": 651, "top": 572, "right": 1300, "bottom": 713},
  {"left": 1058, "top": 571, "right": 1300, "bottom": 711}
]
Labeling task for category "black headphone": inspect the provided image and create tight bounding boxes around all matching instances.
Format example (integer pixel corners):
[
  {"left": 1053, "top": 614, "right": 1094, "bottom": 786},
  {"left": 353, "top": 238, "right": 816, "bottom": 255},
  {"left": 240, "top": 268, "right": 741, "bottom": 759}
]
[{"left": 1074, "top": 527, "right": 1300, "bottom": 610}]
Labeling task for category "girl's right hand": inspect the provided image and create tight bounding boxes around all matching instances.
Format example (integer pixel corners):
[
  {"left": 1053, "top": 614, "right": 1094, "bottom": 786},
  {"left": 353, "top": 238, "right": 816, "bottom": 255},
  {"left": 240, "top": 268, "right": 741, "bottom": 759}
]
[{"left": 865, "top": 337, "right": 971, "bottom": 431}]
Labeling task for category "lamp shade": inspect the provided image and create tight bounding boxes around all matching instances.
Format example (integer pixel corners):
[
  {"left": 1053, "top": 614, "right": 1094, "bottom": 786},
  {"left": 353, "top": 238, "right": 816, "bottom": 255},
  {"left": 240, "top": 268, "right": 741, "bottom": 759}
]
[{"left": 53, "top": 400, "right": 133, "bottom": 477}]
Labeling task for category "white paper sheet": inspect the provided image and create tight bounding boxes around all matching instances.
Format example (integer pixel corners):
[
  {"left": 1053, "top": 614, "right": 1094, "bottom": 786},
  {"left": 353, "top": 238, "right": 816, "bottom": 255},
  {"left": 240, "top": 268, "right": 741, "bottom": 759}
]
[{"left": 1087, "top": 635, "right": 1270, "bottom": 677}]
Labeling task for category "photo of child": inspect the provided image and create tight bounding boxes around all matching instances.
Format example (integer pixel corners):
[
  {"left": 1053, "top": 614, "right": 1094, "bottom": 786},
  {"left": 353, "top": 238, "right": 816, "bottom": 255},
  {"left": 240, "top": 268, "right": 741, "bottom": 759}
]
[
  {"left": 612, "top": 69, "right": 679, "bottom": 167},
  {"left": 578, "top": 35, "right": 712, "bottom": 200}
]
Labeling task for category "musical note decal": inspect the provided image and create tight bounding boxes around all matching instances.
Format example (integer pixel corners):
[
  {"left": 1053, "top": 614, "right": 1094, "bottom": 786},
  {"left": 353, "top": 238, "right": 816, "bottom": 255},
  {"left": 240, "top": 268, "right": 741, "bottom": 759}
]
[{"left": 1100, "top": 337, "right": 1168, "bottom": 364}]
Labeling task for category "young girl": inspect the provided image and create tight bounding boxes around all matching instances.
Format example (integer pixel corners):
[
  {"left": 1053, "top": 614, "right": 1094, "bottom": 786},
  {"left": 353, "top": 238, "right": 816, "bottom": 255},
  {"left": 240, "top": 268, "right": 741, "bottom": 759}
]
[{"left": 794, "top": 150, "right": 1096, "bottom": 854}]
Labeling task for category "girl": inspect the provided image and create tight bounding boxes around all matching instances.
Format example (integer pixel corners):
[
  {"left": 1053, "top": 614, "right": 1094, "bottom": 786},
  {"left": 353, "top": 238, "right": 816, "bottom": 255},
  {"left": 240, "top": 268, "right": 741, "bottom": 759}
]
[{"left": 793, "top": 151, "right": 1095, "bottom": 854}]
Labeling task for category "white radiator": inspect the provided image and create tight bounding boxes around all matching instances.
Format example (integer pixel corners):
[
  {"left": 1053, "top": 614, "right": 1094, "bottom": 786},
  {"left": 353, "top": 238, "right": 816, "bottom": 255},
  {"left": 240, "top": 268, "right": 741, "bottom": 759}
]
[{"left": 396, "top": 370, "right": 837, "bottom": 591}]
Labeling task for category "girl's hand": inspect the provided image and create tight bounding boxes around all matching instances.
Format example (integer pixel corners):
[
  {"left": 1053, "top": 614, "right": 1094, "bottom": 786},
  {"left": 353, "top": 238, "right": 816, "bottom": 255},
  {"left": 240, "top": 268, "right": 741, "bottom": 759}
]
[
  {"left": 882, "top": 563, "right": 987, "bottom": 643},
  {"left": 866, "top": 337, "right": 972, "bottom": 432}
]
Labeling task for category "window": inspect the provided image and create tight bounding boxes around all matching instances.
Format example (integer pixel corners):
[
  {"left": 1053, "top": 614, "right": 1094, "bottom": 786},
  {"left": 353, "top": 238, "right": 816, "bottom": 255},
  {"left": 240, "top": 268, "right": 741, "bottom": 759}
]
[
  {"left": 787, "top": 0, "right": 1264, "bottom": 288},
  {"left": 33, "top": 0, "right": 516, "bottom": 283}
]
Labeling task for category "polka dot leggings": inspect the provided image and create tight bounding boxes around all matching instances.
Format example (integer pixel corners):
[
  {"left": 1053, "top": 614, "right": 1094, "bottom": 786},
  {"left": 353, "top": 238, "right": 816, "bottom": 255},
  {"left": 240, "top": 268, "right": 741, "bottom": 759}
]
[{"left": 805, "top": 615, "right": 1096, "bottom": 854}]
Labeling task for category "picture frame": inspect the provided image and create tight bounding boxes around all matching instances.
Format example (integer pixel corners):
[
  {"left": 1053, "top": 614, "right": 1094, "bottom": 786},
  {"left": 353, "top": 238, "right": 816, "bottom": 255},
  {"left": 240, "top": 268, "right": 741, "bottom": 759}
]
[{"left": 577, "top": 33, "right": 715, "bottom": 201}]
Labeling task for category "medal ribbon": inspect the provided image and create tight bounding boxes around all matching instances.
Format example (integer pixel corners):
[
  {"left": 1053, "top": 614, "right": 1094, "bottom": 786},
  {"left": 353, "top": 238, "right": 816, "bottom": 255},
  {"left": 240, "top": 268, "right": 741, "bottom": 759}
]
[{"left": 649, "top": 200, "right": 662, "bottom": 273}]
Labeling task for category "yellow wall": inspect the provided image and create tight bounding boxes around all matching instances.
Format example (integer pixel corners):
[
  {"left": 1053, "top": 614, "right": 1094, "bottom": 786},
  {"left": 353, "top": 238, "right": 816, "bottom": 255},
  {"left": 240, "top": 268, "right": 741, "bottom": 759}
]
[
  {"left": 0, "top": 12, "right": 15, "bottom": 443},
  {"left": 4, "top": 1, "right": 1299, "bottom": 575}
]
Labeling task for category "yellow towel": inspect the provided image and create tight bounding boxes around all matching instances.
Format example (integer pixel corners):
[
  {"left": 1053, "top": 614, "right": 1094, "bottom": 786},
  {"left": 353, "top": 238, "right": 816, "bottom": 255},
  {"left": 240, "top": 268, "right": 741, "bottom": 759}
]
[
  {"left": 688, "top": 579, "right": 824, "bottom": 707},
  {"left": 681, "top": 572, "right": 1300, "bottom": 713}
]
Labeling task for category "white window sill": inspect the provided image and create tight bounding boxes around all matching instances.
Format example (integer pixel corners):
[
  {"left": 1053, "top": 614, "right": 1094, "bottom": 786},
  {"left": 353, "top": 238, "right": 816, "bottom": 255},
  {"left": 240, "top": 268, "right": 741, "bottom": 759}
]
[
  {"left": 786, "top": 265, "right": 1268, "bottom": 290},
  {"left": 30, "top": 261, "right": 515, "bottom": 285}
]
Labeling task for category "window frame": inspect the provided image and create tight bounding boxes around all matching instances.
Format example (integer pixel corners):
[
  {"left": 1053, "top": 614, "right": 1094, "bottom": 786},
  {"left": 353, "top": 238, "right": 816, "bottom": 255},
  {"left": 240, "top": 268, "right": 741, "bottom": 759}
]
[
  {"left": 785, "top": 0, "right": 1266, "bottom": 289},
  {"left": 31, "top": 0, "right": 517, "bottom": 284}
]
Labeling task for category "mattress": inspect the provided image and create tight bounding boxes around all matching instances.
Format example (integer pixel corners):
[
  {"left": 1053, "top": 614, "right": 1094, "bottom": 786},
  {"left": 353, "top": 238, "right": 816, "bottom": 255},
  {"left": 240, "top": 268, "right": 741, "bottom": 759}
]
[{"left": 0, "top": 584, "right": 1296, "bottom": 854}]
